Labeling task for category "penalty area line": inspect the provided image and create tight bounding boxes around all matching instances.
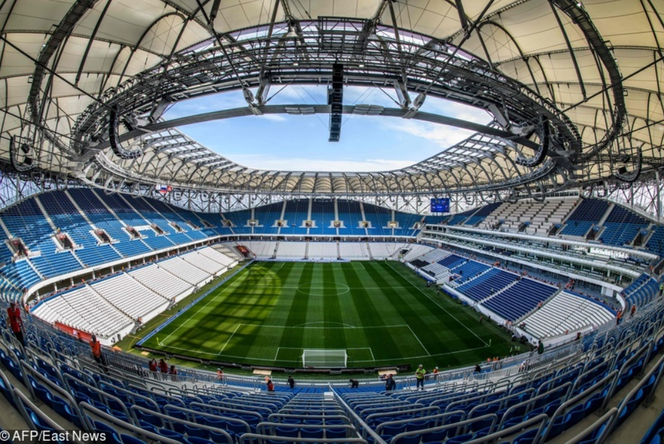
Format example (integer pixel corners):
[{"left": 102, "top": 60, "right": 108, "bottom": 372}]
[
  {"left": 406, "top": 324, "right": 431, "bottom": 356},
  {"left": 219, "top": 324, "right": 241, "bottom": 355}
]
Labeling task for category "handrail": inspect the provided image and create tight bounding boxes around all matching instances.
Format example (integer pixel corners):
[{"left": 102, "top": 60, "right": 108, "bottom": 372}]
[
  {"left": 239, "top": 434, "right": 368, "bottom": 443},
  {"left": 62, "top": 373, "right": 133, "bottom": 419},
  {"left": 189, "top": 401, "right": 263, "bottom": 422},
  {"left": 256, "top": 422, "right": 357, "bottom": 433},
  {"left": 12, "top": 388, "right": 84, "bottom": 441},
  {"left": 78, "top": 401, "right": 182, "bottom": 443},
  {"left": 367, "top": 405, "right": 440, "bottom": 424},
  {"left": 128, "top": 404, "right": 235, "bottom": 441},
  {"left": 603, "top": 353, "right": 664, "bottom": 438},
  {"left": 540, "top": 370, "right": 618, "bottom": 442},
  {"left": 330, "top": 387, "right": 388, "bottom": 444},
  {"left": 390, "top": 413, "right": 498, "bottom": 443},
  {"left": 268, "top": 413, "right": 351, "bottom": 424},
  {"left": 19, "top": 361, "right": 82, "bottom": 419},
  {"left": 497, "top": 382, "right": 572, "bottom": 430},
  {"left": 374, "top": 409, "right": 465, "bottom": 434},
  {"left": 463, "top": 413, "right": 549, "bottom": 444},
  {"left": 468, "top": 387, "right": 536, "bottom": 418},
  {"left": 566, "top": 407, "right": 618, "bottom": 444},
  {"left": 601, "top": 339, "right": 653, "bottom": 411},
  {"left": 161, "top": 403, "right": 251, "bottom": 434}
]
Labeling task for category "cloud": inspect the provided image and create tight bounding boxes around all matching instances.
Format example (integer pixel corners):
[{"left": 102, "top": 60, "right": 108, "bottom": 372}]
[
  {"left": 384, "top": 119, "right": 477, "bottom": 149},
  {"left": 259, "top": 114, "right": 287, "bottom": 122},
  {"left": 228, "top": 154, "right": 415, "bottom": 172}
]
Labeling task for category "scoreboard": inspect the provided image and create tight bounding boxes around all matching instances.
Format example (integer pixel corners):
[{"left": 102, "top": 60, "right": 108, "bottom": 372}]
[{"left": 430, "top": 198, "right": 450, "bottom": 213}]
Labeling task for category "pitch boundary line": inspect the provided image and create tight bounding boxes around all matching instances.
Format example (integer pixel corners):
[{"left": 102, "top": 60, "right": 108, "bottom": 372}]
[
  {"left": 387, "top": 262, "right": 490, "bottom": 346},
  {"left": 405, "top": 324, "right": 431, "bottom": 356},
  {"left": 218, "top": 324, "right": 241, "bottom": 355},
  {"left": 158, "top": 276, "right": 246, "bottom": 345}
]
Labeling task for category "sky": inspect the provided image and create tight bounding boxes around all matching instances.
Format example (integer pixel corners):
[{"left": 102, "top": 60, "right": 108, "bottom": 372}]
[{"left": 164, "top": 85, "right": 492, "bottom": 172}]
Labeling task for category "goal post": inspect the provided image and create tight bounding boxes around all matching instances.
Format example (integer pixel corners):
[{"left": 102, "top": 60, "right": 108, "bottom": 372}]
[{"left": 302, "top": 349, "right": 348, "bottom": 368}]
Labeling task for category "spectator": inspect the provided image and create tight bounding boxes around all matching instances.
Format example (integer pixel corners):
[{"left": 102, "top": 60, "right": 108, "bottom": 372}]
[
  {"left": 385, "top": 374, "right": 396, "bottom": 391},
  {"left": 265, "top": 377, "right": 274, "bottom": 392},
  {"left": 349, "top": 379, "right": 359, "bottom": 389},
  {"left": 217, "top": 367, "right": 224, "bottom": 381},
  {"left": 159, "top": 358, "right": 168, "bottom": 373},
  {"left": 432, "top": 366, "right": 439, "bottom": 381},
  {"left": 287, "top": 376, "right": 295, "bottom": 389},
  {"left": 90, "top": 335, "right": 107, "bottom": 370},
  {"left": 169, "top": 365, "right": 178, "bottom": 381},
  {"left": 148, "top": 359, "right": 157, "bottom": 374},
  {"left": 7, "top": 301, "right": 24, "bottom": 346},
  {"left": 415, "top": 364, "right": 426, "bottom": 391},
  {"left": 474, "top": 363, "right": 482, "bottom": 374}
]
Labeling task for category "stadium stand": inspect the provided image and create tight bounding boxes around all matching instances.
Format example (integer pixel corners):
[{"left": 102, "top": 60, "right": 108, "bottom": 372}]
[
  {"left": 520, "top": 291, "right": 616, "bottom": 339},
  {"left": 456, "top": 269, "right": 518, "bottom": 302},
  {"left": 482, "top": 278, "right": 559, "bottom": 322},
  {"left": 599, "top": 205, "right": 650, "bottom": 247},
  {"left": 560, "top": 199, "right": 611, "bottom": 237}
]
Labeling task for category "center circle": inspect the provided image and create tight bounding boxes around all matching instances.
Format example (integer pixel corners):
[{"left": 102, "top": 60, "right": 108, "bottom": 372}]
[{"left": 296, "top": 283, "right": 350, "bottom": 296}]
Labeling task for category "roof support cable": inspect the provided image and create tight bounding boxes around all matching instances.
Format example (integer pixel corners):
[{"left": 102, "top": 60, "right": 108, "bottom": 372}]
[{"left": 194, "top": 0, "right": 261, "bottom": 113}]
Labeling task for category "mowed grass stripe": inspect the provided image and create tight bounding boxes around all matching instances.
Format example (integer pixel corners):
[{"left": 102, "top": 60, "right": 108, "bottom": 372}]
[
  {"left": 218, "top": 263, "right": 282, "bottom": 358},
  {"left": 369, "top": 262, "right": 484, "bottom": 354},
  {"left": 322, "top": 263, "right": 346, "bottom": 350},
  {"left": 340, "top": 263, "right": 406, "bottom": 361},
  {"left": 242, "top": 262, "right": 297, "bottom": 361}
]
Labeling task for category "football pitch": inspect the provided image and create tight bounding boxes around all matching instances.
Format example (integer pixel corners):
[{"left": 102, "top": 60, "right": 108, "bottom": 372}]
[{"left": 142, "top": 261, "right": 512, "bottom": 370}]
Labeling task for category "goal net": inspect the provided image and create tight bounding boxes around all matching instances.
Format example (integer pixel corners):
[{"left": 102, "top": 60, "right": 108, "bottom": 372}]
[{"left": 302, "top": 349, "right": 348, "bottom": 368}]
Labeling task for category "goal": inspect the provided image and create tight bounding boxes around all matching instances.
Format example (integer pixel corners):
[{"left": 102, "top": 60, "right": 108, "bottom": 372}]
[{"left": 302, "top": 349, "right": 348, "bottom": 368}]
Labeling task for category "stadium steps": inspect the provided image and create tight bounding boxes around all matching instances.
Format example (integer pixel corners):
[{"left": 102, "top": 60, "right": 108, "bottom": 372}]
[
  {"left": 86, "top": 283, "right": 135, "bottom": 322},
  {"left": 597, "top": 203, "right": 615, "bottom": 226},
  {"left": 25, "top": 259, "right": 44, "bottom": 280},
  {"left": 32, "top": 196, "right": 58, "bottom": 232},
  {"left": 449, "top": 267, "right": 493, "bottom": 288},
  {"left": 62, "top": 190, "right": 123, "bottom": 258},
  {"left": 515, "top": 288, "right": 563, "bottom": 324},
  {"left": 478, "top": 278, "right": 521, "bottom": 304},
  {"left": 124, "top": 271, "right": 172, "bottom": 302},
  {"left": 358, "top": 202, "right": 369, "bottom": 235}
]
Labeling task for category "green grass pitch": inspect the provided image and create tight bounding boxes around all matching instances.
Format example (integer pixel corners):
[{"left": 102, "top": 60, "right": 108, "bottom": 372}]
[{"left": 142, "top": 261, "right": 513, "bottom": 370}]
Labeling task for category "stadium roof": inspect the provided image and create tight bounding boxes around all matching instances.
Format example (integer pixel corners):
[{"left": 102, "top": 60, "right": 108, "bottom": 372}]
[{"left": 0, "top": 0, "right": 662, "bottom": 197}]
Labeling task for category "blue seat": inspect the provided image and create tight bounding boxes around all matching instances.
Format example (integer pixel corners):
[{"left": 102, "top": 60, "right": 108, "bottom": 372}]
[
  {"left": 119, "top": 435, "right": 146, "bottom": 444},
  {"left": 398, "top": 434, "right": 421, "bottom": 444},
  {"left": 275, "top": 426, "right": 299, "bottom": 437},
  {"left": 183, "top": 423, "right": 209, "bottom": 439},
  {"left": 381, "top": 424, "right": 407, "bottom": 436},
  {"left": 300, "top": 428, "right": 324, "bottom": 439},
  {"left": 185, "top": 437, "right": 214, "bottom": 444}
]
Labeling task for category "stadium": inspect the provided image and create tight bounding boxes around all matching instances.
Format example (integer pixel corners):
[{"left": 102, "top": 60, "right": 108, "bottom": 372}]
[{"left": 1, "top": 0, "right": 664, "bottom": 442}]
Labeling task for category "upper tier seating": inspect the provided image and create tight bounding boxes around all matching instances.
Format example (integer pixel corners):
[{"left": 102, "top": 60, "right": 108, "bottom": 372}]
[
  {"left": 599, "top": 205, "right": 649, "bottom": 247},
  {"left": 560, "top": 199, "right": 610, "bottom": 236}
]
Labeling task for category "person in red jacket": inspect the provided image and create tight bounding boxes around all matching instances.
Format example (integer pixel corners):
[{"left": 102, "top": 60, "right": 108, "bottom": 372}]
[
  {"left": 7, "top": 301, "right": 24, "bottom": 346},
  {"left": 148, "top": 359, "right": 157, "bottom": 375},
  {"left": 90, "top": 335, "right": 107, "bottom": 370},
  {"left": 159, "top": 358, "right": 168, "bottom": 374}
]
